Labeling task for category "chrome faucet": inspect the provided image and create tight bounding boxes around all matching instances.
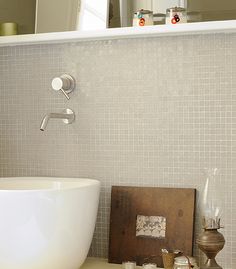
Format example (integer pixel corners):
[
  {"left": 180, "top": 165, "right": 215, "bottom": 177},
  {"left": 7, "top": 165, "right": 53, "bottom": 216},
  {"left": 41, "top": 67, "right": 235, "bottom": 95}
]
[{"left": 40, "top": 109, "right": 75, "bottom": 131}]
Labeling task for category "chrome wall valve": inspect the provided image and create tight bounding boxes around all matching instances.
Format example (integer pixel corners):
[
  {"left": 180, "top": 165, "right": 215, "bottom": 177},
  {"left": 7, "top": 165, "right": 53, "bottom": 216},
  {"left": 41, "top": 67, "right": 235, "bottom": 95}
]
[{"left": 51, "top": 74, "right": 76, "bottom": 100}]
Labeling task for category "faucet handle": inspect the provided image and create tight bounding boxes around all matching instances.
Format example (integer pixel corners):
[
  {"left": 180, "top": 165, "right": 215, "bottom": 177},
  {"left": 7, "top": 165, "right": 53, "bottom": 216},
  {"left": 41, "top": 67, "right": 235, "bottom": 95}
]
[
  {"left": 60, "top": 88, "right": 70, "bottom": 100},
  {"left": 51, "top": 74, "right": 75, "bottom": 100}
]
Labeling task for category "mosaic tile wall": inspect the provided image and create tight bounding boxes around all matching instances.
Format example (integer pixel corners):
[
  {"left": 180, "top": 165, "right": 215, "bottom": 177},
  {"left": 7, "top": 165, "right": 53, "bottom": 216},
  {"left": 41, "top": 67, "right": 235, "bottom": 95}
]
[{"left": 0, "top": 33, "right": 235, "bottom": 268}]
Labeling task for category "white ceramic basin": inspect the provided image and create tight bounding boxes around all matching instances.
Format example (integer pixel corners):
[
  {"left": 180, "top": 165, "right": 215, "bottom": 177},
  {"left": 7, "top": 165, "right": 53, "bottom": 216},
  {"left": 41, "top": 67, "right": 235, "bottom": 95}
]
[{"left": 0, "top": 177, "right": 100, "bottom": 269}]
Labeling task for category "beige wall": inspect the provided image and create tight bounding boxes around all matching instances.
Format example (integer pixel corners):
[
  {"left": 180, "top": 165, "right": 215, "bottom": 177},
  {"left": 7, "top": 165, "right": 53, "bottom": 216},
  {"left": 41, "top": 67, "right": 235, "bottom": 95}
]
[
  {"left": 188, "top": 0, "right": 236, "bottom": 12},
  {"left": 35, "top": 0, "right": 80, "bottom": 33},
  {"left": 188, "top": 0, "right": 236, "bottom": 21},
  {"left": 0, "top": 0, "right": 36, "bottom": 34}
]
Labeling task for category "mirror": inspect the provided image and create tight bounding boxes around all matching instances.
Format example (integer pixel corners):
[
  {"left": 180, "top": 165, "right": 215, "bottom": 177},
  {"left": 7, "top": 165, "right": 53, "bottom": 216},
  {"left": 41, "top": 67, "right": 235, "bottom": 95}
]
[{"left": 0, "top": 0, "right": 236, "bottom": 36}]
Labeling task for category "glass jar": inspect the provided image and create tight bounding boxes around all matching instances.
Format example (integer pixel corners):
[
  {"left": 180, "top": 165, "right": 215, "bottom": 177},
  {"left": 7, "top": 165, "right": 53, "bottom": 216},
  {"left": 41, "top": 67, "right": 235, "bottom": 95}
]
[
  {"left": 173, "top": 256, "right": 198, "bottom": 269},
  {"left": 142, "top": 263, "right": 157, "bottom": 269},
  {"left": 166, "top": 7, "right": 187, "bottom": 25},
  {"left": 133, "top": 9, "right": 153, "bottom": 27},
  {"left": 153, "top": 13, "right": 166, "bottom": 25},
  {"left": 122, "top": 261, "right": 136, "bottom": 269}
]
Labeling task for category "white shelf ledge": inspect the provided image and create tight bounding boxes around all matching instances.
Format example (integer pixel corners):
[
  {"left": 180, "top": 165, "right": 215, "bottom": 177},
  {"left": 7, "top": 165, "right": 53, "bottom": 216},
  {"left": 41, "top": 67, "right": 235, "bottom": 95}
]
[
  {"left": 0, "top": 20, "right": 236, "bottom": 47},
  {"left": 81, "top": 258, "right": 162, "bottom": 269}
]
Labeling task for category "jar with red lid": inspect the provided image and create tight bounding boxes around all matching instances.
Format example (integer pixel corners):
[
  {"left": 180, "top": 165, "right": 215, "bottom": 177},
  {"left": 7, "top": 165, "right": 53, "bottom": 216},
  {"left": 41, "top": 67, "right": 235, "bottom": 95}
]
[
  {"left": 166, "top": 7, "right": 187, "bottom": 24},
  {"left": 133, "top": 9, "right": 153, "bottom": 27}
]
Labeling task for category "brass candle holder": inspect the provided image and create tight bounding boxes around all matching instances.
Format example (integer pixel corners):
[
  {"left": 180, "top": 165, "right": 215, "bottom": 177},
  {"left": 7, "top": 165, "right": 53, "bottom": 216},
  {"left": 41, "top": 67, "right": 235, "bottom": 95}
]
[{"left": 196, "top": 219, "right": 225, "bottom": 269}]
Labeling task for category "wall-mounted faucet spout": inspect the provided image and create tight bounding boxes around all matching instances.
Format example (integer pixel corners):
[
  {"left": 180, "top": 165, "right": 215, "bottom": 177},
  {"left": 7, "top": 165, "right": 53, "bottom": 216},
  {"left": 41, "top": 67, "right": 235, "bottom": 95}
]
[{"left": 40, "top": 108, "right": 75, "bottom": 131}]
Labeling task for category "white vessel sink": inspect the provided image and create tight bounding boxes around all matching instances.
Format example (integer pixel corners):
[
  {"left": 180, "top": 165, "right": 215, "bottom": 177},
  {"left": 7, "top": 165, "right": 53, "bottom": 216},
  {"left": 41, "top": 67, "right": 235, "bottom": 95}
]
[{"left": 0, "top": 177, "right": 100, "bottom": 269}]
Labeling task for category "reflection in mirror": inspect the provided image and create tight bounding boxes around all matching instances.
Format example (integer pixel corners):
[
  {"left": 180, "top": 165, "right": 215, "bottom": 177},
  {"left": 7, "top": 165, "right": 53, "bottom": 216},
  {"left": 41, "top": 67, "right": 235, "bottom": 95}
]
[
  {"left": 111, "top": 0, "right": 236, "bottom": 28},
  {"left": 78, "top": 0, "right": 109, "bottom": 31},
  {"left": 35, "top": 0, "right": 80, "bottom": 33},
  {"left": 36, "top": 0, "right": 109, "bottom": 33},
  {"left": 0, "top": 0, "right": 236, "bottom": 36},
  {"left": 0, "top": 0, "right": 109, "bottom": 35},
  {"left": 188, "top": 0, "right": 236, "bottom": 22},
  {"left": 0, "top": 0, "right": 36, "bottom": 34}
]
